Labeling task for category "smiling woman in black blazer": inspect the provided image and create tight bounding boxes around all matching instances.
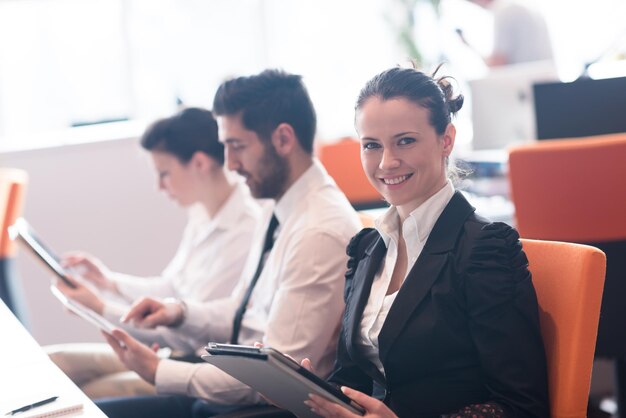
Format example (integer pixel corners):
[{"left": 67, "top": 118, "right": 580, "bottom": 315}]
[{"left": 306, "top": 67, "right": 549, "bottom": 418}]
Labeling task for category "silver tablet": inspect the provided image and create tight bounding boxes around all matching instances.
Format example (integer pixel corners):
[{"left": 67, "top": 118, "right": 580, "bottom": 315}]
[
  {"left": 50, "top": 285, "right": 117, "bottom": 335},
  {"left": 8, "top": 217, "right": 76, "bottom": 288},
  {"left": 202, "top": 343, "right": 365, "bottom": 417}
]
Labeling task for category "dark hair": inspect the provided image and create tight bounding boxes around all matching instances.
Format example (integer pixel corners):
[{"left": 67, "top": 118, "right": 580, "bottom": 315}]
[
  {"left": 212, "top": 69, "right": 317, "bottom": 153},
  {"left": 140, "top": 107, "right": 224, "bottom": 165},
  {"left": 355, "top": 65, "right": 464, "bottom": 135}
]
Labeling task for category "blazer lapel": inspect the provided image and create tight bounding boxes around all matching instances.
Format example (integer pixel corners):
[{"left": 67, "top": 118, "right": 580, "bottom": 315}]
[{"left": 378, "top": 192, "right": 475, "bottom": 362}]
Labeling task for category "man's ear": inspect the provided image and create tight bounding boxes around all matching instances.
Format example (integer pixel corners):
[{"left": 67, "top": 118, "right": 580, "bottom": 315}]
[
  {"left": 441, "top": 123, "right": 456, "bottom": 157},
  {"left": 270, "top": 123, "right": 297, "bottom": 156}
]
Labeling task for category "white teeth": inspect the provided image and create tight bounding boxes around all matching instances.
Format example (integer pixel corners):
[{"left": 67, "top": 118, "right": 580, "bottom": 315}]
[{"left": 382, "top": 175, "right": 409, "bottom": 185}]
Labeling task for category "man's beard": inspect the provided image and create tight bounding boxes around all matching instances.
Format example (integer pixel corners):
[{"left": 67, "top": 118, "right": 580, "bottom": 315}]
[{"left": 250, "top": 144, "right": 290, "bottom": 199}]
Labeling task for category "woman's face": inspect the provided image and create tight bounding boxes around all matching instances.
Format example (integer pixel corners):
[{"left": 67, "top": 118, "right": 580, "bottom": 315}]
[
  {"left": 356, "top": 97, "right": 455, "bottom": 218},
  {"left": 150, "top": 150, "right": 198, "bottom": 207}
]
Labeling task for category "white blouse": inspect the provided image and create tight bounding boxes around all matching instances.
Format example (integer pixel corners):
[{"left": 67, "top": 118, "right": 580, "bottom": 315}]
[{"left": 356, "top": 180, "right": 455, "bottom": 376}]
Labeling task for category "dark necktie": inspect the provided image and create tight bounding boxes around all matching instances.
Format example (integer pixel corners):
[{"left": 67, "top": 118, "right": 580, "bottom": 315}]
[{"left": 230, "top": 214, "right": 279, "bottom": 344}]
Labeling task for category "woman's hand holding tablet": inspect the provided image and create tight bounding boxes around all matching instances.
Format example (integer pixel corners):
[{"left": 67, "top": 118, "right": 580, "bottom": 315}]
[{"left": 8, "top": 218, "right": 76, "bottom": 289}]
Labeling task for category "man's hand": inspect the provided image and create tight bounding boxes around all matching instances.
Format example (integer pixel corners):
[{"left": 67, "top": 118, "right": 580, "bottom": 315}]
[
  {"left": 54, "top": 276, "right": 105, "bottom": 314},
  {"left": 122, "top": 297, "right": 183, "bottom": 328},
  {"left": 61, "top": 252, "right": 118, "bottom": 294},
  {"left": 102, "top": 329, "right": 160, "bottom": 384},
  {"left": 305, "top": 387, "right": 397, "bottom": 418}
]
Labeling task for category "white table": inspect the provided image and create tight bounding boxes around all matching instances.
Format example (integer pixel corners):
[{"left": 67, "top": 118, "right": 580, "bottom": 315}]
[{"left": 0, "top": 300, "right": 107, "bottom": 417}]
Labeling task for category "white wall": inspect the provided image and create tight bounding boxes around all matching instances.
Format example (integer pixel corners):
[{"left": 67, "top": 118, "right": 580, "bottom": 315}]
[{"left": 1, "top": 137, "right": 186, "bottom": 345}]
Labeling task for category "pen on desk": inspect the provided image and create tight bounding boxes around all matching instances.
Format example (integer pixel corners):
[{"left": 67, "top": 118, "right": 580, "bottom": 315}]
[{"left": 4, "top": 396, "right": 58, "bottom": 416}]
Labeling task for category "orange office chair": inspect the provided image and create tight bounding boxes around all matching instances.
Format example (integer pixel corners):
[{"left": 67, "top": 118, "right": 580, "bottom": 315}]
[
  {"left": 318, "top": 138, "right": 383, "bottom": 209},
  {"left": 0, "top": 168, "right": 29, "bottom": 318},
  {"left": 522, "top": 239, "right": 606, "bottom": 418},
  {"left": 509, "top": 133, "right": 626, "bottom": 412}
]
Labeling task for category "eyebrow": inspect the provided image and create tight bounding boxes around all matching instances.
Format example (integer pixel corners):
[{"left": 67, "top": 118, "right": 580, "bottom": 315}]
[
  {"left": 392, "top": 131, "right": 421, "bottom": 138},
  {"left": 360, "top": 131, "right": 421, "bottom": 142},
  {"left": 222, "top": 138, "right": 241, "bottom": 145}
]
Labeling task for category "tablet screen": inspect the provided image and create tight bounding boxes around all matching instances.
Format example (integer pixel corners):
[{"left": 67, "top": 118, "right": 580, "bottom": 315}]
[
  {"left": 266, "top": 348, "right": 354, "bottom": 406},
  {"left": 8, "top": 218, "right": 76, "bottom": 288},
  {"left": 203, "top": 343, "right": 365, "bottom": 416},
  {"left": 50, "top": 286, "right": 117, "bottom": 334}
]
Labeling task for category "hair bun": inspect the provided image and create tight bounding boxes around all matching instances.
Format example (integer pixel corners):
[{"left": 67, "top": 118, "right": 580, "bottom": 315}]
[
  {"left": 435, "top": 76, "right": 464, "bottom": 116},
  {"left": 447, "top": 94, "right": 464, "bottom": 114}
]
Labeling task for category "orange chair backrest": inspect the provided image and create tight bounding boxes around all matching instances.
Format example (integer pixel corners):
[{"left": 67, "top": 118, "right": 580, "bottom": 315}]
[
  {"left": 318, "top": 138, "right": 381, "bottom": 207},
  {"left": 0, "top": 168, "right": 29, "bottom": 258},
  {"left": 522, "top": 238, "right": 606, "bottom": 418},
  {"left": 508, "top": 133, "right": 626, "bottom": 242}
]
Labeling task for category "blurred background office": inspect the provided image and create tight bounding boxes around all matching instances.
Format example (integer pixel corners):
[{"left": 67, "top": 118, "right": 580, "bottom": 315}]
[
  {"left": 0, "top": 0, "right": 625, "bottom": 415},
  {"left": 1, "top": 0, "right": 625, "bottom": 152}
]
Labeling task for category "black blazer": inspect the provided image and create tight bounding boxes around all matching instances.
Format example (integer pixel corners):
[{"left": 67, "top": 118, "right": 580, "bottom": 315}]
[{"left": 329, "top": 192, "right": 549, "bottom": 418}]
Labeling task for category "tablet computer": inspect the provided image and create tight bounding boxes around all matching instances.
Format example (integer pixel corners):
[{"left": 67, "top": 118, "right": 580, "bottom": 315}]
[
  {"left": 201, "top": 343, "right": 365, "bottom": 417},
  {"left": 50, "top": 285, "right": 117, "bottom": 335},
  {"left": 8, "top": 217, "right": 76, "bottom": 288}
]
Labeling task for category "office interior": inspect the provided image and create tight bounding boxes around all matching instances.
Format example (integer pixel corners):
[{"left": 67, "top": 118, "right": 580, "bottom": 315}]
[{"left": 1, "top": 0, "right": 625, "bottom": 415}]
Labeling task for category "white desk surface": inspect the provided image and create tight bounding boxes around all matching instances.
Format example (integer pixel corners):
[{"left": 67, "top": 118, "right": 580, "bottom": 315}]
[{"left": 0, "top": 300, "right": 107, "bottom": 417}]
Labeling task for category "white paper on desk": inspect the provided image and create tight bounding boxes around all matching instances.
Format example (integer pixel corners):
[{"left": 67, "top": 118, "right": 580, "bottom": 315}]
[
  {"left": 1, "top": 396, "right": 83, "bottom": 418},
  {"left": 0, "top": 361, "right": 84, "bottom": 418}
]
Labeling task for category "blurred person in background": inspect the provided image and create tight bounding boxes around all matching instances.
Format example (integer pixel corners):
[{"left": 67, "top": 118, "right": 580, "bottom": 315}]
[
  {"left": 464, "top": 0, "right": 553, "bottom": 67},
  {"left": 48, "top": 107, "right": 260, "bottom": 399}
]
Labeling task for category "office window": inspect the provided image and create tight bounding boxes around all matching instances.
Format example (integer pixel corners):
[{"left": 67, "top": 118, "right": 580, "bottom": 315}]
[
  {"left": 1, "top": 0, "right": 624, "bottom": 152},
  {"left": 0, "top": 0, "right": 399, "bottom": 151},
  {"left": 0, "top": 0, "right": 132, "bottom": 146}
]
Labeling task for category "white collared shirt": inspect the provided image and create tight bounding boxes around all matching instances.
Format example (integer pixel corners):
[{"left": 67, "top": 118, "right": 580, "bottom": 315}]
[
  {"left": 155, "top": 160, "right": 362, "bottom": 405},
  {"left": 102, "top": 182, "right": 260, "bottom": 352},
  {"left": 357, "top": 180, "right": 455, "bottom": 376}
]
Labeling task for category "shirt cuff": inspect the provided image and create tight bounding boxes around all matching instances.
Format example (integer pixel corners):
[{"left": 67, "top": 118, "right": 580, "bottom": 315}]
[
  {"left": 155, "top": 358, "right": 198, "bottom": 395},
  {"left": 177, "top": 299, "right": 233, "bottom": 343},
  {"left": 102, "top": 301, "right": 126, "bottom": 324}
]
